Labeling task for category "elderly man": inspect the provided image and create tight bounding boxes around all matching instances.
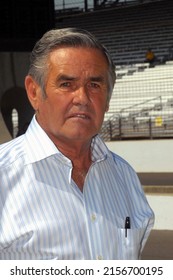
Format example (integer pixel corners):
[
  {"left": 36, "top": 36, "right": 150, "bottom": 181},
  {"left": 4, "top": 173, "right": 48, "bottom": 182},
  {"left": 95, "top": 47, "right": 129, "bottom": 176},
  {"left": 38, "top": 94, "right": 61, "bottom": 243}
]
[{"left": 0, "top": 28, "right": 154, "bottom": 259}]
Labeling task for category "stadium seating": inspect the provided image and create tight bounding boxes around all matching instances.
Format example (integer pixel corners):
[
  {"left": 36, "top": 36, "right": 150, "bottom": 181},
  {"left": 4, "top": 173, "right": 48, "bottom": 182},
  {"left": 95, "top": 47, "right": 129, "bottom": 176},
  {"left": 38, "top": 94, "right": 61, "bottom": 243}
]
[{"left": 56, "top": 0, "right": 173, "bottom": 65}]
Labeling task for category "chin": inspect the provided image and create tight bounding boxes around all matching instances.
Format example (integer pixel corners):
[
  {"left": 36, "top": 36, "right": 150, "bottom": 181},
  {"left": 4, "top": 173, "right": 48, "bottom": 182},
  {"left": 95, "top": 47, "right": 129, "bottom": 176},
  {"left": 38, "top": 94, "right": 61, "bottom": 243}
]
[{"left": 68, "top": 132, "right": 94, "bottom": 142}]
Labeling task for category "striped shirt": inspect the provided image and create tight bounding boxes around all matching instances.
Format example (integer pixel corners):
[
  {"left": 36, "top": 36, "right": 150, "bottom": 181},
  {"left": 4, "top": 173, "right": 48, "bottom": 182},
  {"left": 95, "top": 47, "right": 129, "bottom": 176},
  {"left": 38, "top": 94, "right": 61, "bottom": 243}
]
[{"left": 0, "top": 116, "right": 154, "bottom": 260}]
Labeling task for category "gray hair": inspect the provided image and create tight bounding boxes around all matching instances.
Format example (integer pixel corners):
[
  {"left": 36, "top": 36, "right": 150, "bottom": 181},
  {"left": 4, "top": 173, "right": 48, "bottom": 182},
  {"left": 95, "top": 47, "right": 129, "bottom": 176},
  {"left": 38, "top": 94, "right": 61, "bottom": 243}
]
[{"left": 28, "top": 27, "right": 116, "bottom": 101}]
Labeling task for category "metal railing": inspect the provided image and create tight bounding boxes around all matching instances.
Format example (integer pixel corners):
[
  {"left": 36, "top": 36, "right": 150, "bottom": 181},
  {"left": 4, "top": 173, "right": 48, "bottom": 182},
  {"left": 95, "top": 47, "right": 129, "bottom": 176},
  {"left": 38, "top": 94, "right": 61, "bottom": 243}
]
[{"left": 100, "top": 96, "right": 173, "bottom": 141}]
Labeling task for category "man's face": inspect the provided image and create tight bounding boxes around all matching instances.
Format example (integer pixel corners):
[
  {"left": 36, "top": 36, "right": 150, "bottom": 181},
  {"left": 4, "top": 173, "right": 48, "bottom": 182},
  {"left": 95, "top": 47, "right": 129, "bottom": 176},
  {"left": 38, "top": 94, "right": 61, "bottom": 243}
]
[{"left": 28, "top": 47, "right": 110, "bottom": 146}]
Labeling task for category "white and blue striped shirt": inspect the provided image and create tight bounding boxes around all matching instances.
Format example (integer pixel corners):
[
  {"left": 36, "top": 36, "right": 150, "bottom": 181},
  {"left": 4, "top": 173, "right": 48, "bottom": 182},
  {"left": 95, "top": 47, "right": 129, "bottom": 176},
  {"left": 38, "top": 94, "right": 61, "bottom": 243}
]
[{"left": 0, "top": 116, "right": 154, "bottom": 260}]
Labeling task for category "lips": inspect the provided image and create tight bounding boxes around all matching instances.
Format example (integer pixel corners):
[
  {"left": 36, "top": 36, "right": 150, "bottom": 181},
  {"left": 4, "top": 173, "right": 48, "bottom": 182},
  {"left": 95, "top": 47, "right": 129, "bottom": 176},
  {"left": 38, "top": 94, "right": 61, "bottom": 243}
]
[{"left": 68, "top": 113, "right": 91, "bottom": 120}]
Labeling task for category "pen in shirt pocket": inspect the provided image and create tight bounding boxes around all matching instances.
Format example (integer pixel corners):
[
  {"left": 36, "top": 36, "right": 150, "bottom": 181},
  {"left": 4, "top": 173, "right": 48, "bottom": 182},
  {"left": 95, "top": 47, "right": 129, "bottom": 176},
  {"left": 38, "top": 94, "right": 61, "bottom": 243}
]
[{"left": 125, "top": 217, "right": 131, "bottom": 238}]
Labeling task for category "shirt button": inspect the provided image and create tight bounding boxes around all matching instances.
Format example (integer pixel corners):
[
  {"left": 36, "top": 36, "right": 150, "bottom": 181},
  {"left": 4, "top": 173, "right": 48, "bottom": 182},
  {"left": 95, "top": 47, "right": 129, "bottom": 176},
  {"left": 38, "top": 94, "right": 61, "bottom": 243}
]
[
  {"left": 91, "top": 213, "right": 96, "bottom": 222},
  {"left": 97, "top": 255, "right": 103, "bottom": 260}
]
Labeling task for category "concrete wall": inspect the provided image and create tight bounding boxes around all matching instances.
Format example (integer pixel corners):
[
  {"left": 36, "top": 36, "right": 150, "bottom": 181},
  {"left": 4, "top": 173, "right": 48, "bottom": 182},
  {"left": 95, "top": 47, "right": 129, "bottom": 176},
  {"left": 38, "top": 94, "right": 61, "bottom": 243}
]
[
  {"left": 0, "top": 52, "right": 30, "bottom": 99},
  {"left": 0, "top": 112, "right": 12, "bottom": 143},
  {"left": 0, "top": 52, "right": 33, "bottom": 141},
  {"left": 106, "top": 139, "right": 173, "bottom": 173}
]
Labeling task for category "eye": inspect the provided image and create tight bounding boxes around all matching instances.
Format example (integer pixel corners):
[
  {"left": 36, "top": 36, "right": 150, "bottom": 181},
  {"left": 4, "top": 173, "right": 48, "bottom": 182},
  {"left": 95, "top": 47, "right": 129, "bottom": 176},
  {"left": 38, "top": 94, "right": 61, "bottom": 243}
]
[
  {"left": 88, "top": 82, "right": 100, "bottom": 89},
  {"left": 87, "top": 82, "right": 102, "bottom": 93},
  {"left": 60, "top": 82, "right": 71, "bottom": 88},
  {"left": 91, "top": 82, "right": 99, "bottom": 88},
  {"left": 59, "top": 81, "right": 73, "bottom": 92}
]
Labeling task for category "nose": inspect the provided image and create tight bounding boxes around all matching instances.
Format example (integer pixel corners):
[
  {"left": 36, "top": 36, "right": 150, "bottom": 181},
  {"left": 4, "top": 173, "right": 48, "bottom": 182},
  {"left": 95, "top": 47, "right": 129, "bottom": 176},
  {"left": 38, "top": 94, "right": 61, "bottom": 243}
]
[{"left": 73, "top": 86, "right": 90, "bottom": 106}]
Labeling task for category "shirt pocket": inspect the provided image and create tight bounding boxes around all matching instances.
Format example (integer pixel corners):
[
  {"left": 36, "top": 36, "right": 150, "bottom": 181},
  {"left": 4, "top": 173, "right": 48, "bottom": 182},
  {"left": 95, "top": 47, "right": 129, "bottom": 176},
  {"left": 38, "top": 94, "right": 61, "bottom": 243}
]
[{"left": 116, "top": 227, "right": 146, "bottom": 259}]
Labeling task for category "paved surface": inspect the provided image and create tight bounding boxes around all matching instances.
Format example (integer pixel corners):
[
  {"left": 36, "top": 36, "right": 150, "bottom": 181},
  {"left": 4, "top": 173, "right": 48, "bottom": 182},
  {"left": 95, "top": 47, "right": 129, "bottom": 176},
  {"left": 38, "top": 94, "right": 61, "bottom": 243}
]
[{"left": 142, "top": 230, "right": 173, "bottom": 260}]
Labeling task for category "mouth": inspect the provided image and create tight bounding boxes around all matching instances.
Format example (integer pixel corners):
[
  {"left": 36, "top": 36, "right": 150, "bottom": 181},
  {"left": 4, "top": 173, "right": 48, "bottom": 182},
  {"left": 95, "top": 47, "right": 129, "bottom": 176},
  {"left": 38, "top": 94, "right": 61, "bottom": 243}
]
[{"left": 68, "top": 113, "right": 91, "bottom": 120}]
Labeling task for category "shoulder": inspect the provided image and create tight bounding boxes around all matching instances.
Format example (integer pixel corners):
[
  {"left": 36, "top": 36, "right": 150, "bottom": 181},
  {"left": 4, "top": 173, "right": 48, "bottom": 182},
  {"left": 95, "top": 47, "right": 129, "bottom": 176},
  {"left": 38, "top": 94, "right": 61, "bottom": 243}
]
[
  {"left": 109, "top": 150, "right": 141, "bottom": 184},
  {"left": 111, "top": 151, "right": 135, "bottom": 170},
  {"left": 96, "top": 135, "right": 137, "bottom": 174},
  {"left": 0, "top": 135, "right": 25, "bottom": 169}
]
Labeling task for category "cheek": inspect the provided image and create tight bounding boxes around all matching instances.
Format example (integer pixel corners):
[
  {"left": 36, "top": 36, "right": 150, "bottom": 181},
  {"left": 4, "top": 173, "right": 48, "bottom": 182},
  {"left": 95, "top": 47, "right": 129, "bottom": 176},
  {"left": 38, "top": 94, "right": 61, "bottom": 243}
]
[
  {"left": 94, "top": 104, "right": 107, "bottom": 125},
  {"left": 38, "top": 99, "right": 56, "bottom": 121},
  {"left": 95, "top": 97, "right": 109, "bottom": 113}
]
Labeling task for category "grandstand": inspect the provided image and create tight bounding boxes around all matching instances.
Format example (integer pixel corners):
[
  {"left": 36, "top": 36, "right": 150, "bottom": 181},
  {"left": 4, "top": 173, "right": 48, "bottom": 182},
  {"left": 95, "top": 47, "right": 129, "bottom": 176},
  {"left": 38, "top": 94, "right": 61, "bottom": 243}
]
[
  {"left": 101, "top": 61, "right": 173, "bottom": 140},
  {"left": 56, "top": 0, "right": 173, "bottom": 141},
  {"left": 56, "top": 0, "right": 173, "bottom": 65}
]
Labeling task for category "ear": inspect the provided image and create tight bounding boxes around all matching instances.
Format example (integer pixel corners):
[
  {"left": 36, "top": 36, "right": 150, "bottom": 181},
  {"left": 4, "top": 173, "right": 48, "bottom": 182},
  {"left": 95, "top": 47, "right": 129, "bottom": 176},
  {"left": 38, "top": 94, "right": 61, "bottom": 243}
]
[{"left": 25, "top": 75, "right": 40, "bottom": 111}]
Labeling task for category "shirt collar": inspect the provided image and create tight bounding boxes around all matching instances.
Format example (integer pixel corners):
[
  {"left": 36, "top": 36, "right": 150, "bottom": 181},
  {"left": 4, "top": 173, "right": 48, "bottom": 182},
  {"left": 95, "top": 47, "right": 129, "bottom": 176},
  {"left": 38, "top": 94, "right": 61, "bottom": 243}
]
[
  {"left": 25, "top": 116, "right": 64, "bottom": 164},
  {"left": 91, "top": 135, "right": 112, "bottom": 162},
  {"left": 24, "top": 115, "right": 113, "bottom": 164}
]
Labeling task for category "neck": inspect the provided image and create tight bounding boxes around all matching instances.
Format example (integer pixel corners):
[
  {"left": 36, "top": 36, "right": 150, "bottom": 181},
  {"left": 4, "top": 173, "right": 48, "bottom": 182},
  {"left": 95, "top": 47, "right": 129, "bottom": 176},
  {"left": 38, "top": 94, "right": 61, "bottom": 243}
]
[{"left": 57, "top": 140, "right": 93, "bottom": 192}]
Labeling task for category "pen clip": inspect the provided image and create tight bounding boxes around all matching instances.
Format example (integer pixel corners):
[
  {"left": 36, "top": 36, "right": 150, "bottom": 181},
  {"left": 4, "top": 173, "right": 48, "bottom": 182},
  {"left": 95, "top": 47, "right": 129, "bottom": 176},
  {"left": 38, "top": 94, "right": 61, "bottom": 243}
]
[{"left": 125, "top": 216, "right": 130, "bottom": 238}]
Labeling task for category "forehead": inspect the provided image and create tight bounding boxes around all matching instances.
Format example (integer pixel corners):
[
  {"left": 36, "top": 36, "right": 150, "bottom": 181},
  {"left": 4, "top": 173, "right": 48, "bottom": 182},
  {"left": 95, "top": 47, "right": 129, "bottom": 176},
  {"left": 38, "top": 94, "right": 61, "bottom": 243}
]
[{"left": 48, "top": 47, "right": 109, "bottom": 74}]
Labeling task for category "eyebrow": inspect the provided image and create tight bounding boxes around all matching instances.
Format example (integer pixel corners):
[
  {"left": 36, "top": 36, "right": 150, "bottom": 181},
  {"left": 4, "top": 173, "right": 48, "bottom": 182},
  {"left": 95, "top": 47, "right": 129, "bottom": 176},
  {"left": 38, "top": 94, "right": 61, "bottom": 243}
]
[
  {"left": 89, "top": 76, "right": 105, "bottom": 83},
  {"left": 57, "top": 74, "right": 105, "bottom": 83},
  {"left": 57, "top": 74, "right": 77, "bottom": 82}
]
